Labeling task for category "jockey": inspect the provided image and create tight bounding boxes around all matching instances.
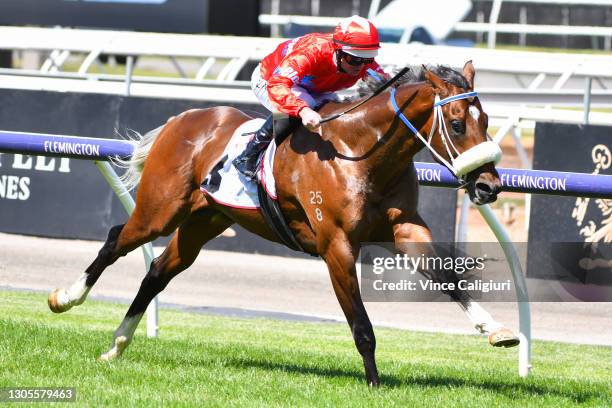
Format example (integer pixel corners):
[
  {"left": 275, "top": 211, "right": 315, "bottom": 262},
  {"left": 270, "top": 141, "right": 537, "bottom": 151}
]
[{"left": 233, "top": 15, "right": 390, "bottom": 179}]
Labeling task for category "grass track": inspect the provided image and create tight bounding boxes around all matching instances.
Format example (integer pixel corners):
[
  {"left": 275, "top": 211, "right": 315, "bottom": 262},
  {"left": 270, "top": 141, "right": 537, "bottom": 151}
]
[{"left": 0, "top": 291, "right": 610, "bottom": 407}]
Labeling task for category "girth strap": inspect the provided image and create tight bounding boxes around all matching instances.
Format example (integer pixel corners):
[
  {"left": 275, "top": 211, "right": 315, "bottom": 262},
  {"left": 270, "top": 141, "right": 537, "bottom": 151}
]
[{"left": 256, "top": 181, "right": 312, "bottom": 255}]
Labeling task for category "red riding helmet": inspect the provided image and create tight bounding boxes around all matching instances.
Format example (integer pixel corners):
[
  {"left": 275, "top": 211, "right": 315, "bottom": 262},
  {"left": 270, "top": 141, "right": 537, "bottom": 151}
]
[{"left": 332, "top": 15, "right": 381, "bottom": 58}]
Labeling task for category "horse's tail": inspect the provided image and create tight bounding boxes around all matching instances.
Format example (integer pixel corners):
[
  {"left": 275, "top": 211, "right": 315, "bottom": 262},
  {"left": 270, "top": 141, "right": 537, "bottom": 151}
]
[{"left": 112, "top": 125, "right": 165, "bottom": 191}]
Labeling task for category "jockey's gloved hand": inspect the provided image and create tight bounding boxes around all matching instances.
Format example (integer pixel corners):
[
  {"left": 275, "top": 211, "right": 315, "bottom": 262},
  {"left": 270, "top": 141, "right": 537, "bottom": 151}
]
[{"left": 299, "top": 107, "right": 321, "bottom": 132}]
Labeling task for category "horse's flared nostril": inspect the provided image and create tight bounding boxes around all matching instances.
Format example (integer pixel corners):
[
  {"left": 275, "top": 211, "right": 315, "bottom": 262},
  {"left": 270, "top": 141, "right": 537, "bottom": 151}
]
[
  {"left": 476, "top": 182, "right": 493, "bottom": 195},
  {"left": 476, "top": 180, "right": 502, "bottom": 195}
]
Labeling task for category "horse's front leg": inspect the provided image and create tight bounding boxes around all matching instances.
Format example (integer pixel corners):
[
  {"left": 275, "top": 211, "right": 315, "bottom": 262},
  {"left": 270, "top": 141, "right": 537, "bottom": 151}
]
[
  {"left": 320, "top": 233, "right": 380, "bottom": 386},
  {"left": 391, "top": 212, "right": 519, "bottom": 348}
]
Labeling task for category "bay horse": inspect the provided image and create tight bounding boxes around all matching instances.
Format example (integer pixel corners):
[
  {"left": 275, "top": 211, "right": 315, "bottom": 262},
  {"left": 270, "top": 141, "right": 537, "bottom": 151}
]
[{"left": 48, "top": 61, "right": 518, "bottom": 386}]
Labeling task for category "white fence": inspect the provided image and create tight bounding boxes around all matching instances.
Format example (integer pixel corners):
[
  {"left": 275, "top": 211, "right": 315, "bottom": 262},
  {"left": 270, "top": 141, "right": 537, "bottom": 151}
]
[
  {"left": 1, "top": 24, "right": 611, "bottom": 170},
  {"left": 262, "top": 0, "right": 612, "bottom": 50},
  {"left": 463, "top": 0, "right": 612, "bottom": 49},
  {"left": 1, "top": 26, "right": 611, "bottom": 106}
]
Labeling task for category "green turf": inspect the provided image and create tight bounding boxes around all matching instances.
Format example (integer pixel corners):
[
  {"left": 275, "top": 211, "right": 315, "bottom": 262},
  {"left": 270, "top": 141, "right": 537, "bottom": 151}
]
[{"left": 0, "top": 290, "right": 610, "bottom": 407}]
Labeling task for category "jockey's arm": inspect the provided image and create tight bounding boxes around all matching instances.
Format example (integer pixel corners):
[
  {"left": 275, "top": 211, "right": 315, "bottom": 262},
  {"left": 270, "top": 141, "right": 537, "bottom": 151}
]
[{"left": 267, "top": 52, "right": 322, "bottom": 131}]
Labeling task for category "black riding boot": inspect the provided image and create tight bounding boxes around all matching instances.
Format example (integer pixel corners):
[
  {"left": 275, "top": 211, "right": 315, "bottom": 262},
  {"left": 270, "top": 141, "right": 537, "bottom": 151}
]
[
  {"left": 233, "top": 115, "right": 273, "bottom": 180},
  {"left": 274, "top": 115, "right": 301, "bottom": 146}
]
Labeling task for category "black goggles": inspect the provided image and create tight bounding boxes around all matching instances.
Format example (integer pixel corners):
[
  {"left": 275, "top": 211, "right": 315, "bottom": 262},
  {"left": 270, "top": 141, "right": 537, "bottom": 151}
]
[{"left": 342, "top": 52, "right": 374, "bottom": 66}]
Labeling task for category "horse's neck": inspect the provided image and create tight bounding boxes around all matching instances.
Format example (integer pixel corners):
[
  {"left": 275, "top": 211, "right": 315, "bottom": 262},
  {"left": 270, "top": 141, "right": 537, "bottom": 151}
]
[{"left": 361, "top": 83, "right": 435, "bottom": 187}]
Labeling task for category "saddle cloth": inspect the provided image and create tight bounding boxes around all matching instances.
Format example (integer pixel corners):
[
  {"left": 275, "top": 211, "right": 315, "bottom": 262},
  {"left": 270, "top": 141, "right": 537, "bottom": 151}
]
[{"left": 200, "top": 118, "right": 278, "bottom": 209}]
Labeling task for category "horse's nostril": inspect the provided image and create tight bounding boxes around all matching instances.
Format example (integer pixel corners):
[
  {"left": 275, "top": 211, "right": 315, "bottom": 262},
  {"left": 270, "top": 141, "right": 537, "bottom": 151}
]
[{"left": 476, "top": 182, "right": 493, "bottom": 194}]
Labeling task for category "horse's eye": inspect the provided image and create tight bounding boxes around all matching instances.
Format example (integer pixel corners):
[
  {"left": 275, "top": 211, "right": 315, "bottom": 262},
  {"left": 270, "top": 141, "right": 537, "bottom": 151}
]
[{"left": 450, "top": 120, "right": 465, "bottom": 135}]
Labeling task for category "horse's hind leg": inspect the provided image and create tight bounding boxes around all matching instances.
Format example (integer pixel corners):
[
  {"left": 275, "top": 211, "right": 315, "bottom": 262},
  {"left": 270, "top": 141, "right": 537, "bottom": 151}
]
[
  {"left": 48, "top": 175, "right": 192, "bottom": 314},
  {"left": 48, "top": 223, "right": 126, "bottom": 313},
  {"left": 100, "top": 209, "right": 233, "bottom": 361},
  {"left": 391, "top": 212, "right": 519, "bottom": 348}
]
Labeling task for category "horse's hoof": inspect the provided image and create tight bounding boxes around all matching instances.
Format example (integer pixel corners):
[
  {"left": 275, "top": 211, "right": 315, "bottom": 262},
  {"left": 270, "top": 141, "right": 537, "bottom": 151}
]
[
  {"left": 99, "top": 336, "right": 129, "bottom": 362},
  {"left": 48, "top": 289, "right": 72, "bottom": 314},
  {"left": 489, "top": 328, "right": 520, "bottom": 348},
  {"left": 368, "top": 379, "right": 381, "bottom": 388}
]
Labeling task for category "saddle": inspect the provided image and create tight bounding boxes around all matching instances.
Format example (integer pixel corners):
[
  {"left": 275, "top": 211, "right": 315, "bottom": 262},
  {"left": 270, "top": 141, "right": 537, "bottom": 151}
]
[{"left": 200, "top": 118, "right": 313, "bottom": 255}]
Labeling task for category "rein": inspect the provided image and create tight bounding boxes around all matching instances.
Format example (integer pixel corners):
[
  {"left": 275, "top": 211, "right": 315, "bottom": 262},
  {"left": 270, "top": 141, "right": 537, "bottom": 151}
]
[
  {"left": 390, "top": 88, "right": 501, "bottom": 180},
  {"left": 320, "top": 67, "right": 410, "bottom": 124}
]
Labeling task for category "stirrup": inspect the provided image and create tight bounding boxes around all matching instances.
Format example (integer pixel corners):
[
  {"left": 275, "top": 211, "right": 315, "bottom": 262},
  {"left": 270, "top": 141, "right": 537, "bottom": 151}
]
[
  {"left": 234, "top": 156, "right": 259, "bottom": 179},
  {"left": 233, "top": 140, "right": 269, "bottom": 179}
]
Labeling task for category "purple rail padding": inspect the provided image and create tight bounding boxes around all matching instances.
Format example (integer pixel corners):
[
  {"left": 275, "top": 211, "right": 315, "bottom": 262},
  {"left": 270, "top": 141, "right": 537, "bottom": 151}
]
[
  {"left": 415, "top": 162, "right": 612, "bottom": 199},
  {"left": 0, "top": 130, "right": 135, "bottom": 160},
  {"left": 0, "top": 130, "right": 610, "bottom": 198}
]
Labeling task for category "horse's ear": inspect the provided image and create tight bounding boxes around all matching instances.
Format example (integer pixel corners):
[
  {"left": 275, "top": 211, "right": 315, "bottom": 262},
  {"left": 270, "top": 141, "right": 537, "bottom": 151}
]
[
  {"left": 463, "top": 60, "right": 475, "bottom": 90},
  {"left": 424, "top": 69, "right": 446, "bottom": 93}
]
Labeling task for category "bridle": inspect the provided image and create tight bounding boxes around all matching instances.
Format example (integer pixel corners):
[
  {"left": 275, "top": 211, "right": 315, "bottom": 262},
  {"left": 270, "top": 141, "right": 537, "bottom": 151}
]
[
  {"left": 390, "top": 87, "right": 501, "bottom": 182},
  {"left": 319, "top": 67, "right": 501, "bottom": 179}
]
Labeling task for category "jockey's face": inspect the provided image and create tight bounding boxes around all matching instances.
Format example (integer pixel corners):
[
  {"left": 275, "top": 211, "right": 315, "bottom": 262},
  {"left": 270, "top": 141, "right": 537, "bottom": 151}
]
[{"left": 338, "top": 52, "right": 371, "bottom": 76}]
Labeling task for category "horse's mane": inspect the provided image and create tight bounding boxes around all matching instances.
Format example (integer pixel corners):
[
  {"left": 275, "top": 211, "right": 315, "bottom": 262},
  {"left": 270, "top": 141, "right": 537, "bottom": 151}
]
[{"left": 342, "top": 65, "right": 470, "bottom": 103}]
